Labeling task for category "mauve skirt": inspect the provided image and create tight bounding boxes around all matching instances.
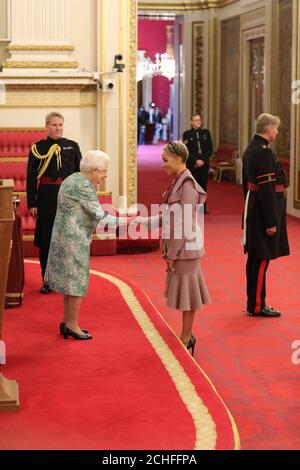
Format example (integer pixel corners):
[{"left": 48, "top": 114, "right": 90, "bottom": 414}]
[{"left": 164, "top": 258, "right": 211, "bottom": 311}]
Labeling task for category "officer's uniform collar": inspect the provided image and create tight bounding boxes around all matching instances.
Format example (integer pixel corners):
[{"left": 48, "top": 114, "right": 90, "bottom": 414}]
[
  {"left": 47, "top": 136, "right": 63, "bottom": 143},
  {"left": 254, "top": 134, "right": 269, "bottom": 146}
]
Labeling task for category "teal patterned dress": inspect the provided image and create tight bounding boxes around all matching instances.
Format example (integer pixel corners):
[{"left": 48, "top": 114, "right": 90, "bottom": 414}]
[{"left": 44, "top": 172, "right": 118, "bottom": 296}]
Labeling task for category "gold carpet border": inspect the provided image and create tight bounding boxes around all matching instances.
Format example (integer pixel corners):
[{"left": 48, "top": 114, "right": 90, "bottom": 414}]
[
  {"left": 90, "top": 269, "right": 216, "bottom": 450},
  {"left": 24, "top": 260, "right": 238, "bottom": 449},
  {"left": 142, "top": 291, "right": 241, "bottom": 450},
  {"left": 93, "top": 268, "right": 241, "bottom": 451}
]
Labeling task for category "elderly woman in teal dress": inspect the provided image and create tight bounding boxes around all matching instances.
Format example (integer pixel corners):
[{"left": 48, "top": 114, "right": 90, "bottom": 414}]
[{"left": 44, "top": 150, "right": 121, "bottom": 340}]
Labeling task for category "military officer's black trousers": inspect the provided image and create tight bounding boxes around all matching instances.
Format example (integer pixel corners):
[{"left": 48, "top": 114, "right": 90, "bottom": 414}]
[
  {"left": 191, "top": 166, "right": 209, "bottom": 212},
  {"left": 39, "top": 245, "right": 50, "bottom": 283},
  {"left": 246, "top": 256, "right": 270, "bottom": 313}
]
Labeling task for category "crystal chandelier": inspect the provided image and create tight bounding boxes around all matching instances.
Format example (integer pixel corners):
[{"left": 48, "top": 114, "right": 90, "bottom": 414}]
[
  {"left": 137, "top": 25, "right": 176, "bottom": 81},
  {"left": 136, "top": 50, "right": 154, "bottom": 81},
  {"left": 158, "top": 25, "right": 176, "bottom": 80}
]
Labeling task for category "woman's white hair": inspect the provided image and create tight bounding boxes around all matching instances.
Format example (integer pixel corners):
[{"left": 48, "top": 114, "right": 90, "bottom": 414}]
[{"left": 80, "top": 150, "right": 110, "bottom": 172}]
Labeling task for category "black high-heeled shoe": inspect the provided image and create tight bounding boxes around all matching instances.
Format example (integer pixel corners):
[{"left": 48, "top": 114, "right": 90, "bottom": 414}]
[
  {"left": 63, "top": 325, "right": 92, "bottom": 340},
  {"left": 59, "top": 322, "right": 88, "bottom": 336},
  {"left": 187, "top": 335, "right": 196, "bottom": 356}
]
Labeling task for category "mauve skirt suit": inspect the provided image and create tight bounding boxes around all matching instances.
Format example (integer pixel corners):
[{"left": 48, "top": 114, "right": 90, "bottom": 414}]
[{"left": 162, "top": 169, "right": 211, "bottom": 311}]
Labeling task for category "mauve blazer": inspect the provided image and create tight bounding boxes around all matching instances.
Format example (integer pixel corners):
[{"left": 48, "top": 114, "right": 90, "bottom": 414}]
[{"left": 162, "top": 169, "right": 207, "bottom": 260}]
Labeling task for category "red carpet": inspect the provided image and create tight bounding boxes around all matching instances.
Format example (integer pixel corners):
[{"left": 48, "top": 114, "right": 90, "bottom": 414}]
[
  {"left": 0, "top": 261, "right": 238, "bottom": 450},
  {"left": 2, "top": 147, "right": 300, "bottom": 450},
  {"left": 101, "top": 149, "right": 300, "bottom": 450},
  {"left": 90, "top": 231, "right": 300, "bottom": 451}
]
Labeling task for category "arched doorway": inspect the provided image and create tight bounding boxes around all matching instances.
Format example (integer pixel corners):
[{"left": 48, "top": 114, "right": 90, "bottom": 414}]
[{"left": 137, "top": 12, "right": 184, "bottom": 206}]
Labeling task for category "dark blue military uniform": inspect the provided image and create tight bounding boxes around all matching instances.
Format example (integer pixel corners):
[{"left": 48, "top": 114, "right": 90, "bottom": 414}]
[
  {"left": 183, "top": 127, "right": 213, "bottom": 194},
  {"left": 27, "top": 136, "right": 82, "bottom": 281},
  {"left": 242, "top": 134, "right": 289, "bottom": 315}
]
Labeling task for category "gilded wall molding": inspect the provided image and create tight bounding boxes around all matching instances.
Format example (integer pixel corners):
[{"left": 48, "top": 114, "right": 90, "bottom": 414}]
[
  {"left": 127, "top": 0, "right": 137, "bottom": 207},
  {"left": 240, "top": 16, "right": 266, "bottom": 157},
  {"left": 0, "top": 91, "right": 97, "bottom": 108},
  {"left": 276, "top": 0, "right": 292, "bottom": 158},
  {"left": 4, "top": 61, "right": 79, "bottom": 69},
  {"left": 7, "top": 45, "right": 74, "bottom": 52},
  {"left": 119, "top": 0, "right": 125, "bottom": 198},
  {"left": 250, "top": 38, "right": 265, "bottom": 80},
  {"left": 80, "top": 91, "right": 98, "bottom": 107},
  {"left": 294, "top": 0, "right": 300, "bottom": 210},
  {"left": 191, "top": 22, "right": 204, "bottom": 116},
  {"left": 219, "top": 16, "right": 240, "bottom": 146},
  {"left": 5, "top": 84, "right": 97, "bottom": 92},
  {"left": 207, "top": 17, "right": 219, "bottom": 147}
]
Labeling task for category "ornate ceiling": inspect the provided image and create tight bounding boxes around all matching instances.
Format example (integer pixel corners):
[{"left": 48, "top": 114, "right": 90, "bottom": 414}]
[{"left": 138, "top": 0, "right": 237, "bottom": 11}]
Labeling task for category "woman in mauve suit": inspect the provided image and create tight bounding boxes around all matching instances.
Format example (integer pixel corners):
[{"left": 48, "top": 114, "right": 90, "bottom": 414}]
[{"left": 160, "top": 141, "right": 211, "bottom": 354}]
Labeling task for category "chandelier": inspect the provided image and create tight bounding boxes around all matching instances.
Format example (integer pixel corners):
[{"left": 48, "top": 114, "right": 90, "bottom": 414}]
[
  {"left": 136, "top": 50, "right": 154, "bottom": 81},
  {"left": 137, "top": 25, "right": 176, "bottom": 81}
]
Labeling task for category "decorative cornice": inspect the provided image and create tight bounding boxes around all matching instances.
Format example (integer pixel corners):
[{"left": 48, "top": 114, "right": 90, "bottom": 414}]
[
  {"left": 5, "top": 83, "right": 97, "bottom": 92},
  {"left": 0, "top": 90, "right": 97, "bottom": 108},
  {"left": 4, "top": 61, "right": 79, "bottom": 69},
  {"left": 244, "top": 27, "right": 265, "bottom": 40},
  {"left": 138, "top": 0, "right": 238, "bottom": 11},
  {"left": 7, "top": 45, "right": 74, "bottom": 52}
]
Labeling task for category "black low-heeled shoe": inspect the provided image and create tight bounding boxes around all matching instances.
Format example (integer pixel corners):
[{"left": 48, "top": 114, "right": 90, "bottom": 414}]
[
  {"left": 63, "top": 325, "right": 92, "bottom": 340},
  {"left": 59, "top": 322, "right": 88, "bottom": 336},
  {"left": 40, "top": 284, "right": 52, "bottom": 294},
  {"left": 187, "top": 335, "right": 196, "bottom": 356}
]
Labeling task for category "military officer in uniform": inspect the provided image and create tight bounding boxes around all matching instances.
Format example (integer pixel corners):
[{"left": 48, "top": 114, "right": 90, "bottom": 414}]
[
  {"left": 26, "top": 112, "right": 82, "bottom": 294},
  {"left": 183, "top": 114, "right": 213, "bottom": 213},
  {"left": 242, "top": 113, "right": 290, "bottom": 317}
]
